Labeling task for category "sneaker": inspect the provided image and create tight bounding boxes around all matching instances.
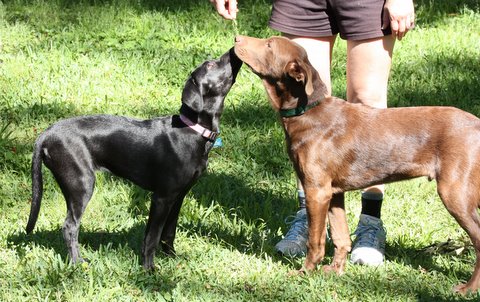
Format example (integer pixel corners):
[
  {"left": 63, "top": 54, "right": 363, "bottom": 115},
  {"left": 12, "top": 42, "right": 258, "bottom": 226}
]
[
  {"left": 350, "top": 214, "right": 386, "bottom": 266},
  {"left": 275, "top": 208, "right": 308, "bottom": 257}
]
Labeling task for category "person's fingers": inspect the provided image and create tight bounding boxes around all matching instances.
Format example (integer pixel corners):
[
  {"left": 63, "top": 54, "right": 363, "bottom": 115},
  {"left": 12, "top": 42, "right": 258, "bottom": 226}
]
[
  {"left": 211, "top": 0, "right": 235, "bottom": 20},
  {"left": 228, "top": 0, "right": 237, "bottom": 19},
  {"left": 213, "top": 1, "right": 225, "bottom": 16},
  {"left": 390, "top": 19, "right": 399, "bottom": 40},
  {"left": 396, "top": 19, "right": 406, "bottom": 40},
  {"left": 406, "top": 14, "right": 415, "bottom": 30}
]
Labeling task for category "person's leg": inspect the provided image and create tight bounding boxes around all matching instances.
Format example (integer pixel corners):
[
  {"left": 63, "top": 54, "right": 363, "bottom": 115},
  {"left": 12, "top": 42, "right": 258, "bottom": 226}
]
[
  {"left": 346, "top": 35, "right": 395, "bottom": 265},
  {"left": 274, "top": 35, "right": 336, "bottom": 256}
]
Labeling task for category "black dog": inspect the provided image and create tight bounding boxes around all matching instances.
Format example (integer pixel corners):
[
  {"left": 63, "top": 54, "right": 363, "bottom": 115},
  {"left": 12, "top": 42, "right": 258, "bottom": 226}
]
[{"left": 26, "top": 48, "right": 242, "bottom": 269}]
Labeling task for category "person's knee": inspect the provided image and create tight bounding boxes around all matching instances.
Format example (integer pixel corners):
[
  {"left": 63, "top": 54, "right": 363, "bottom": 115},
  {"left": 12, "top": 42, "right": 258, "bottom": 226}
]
[{"left": 348, "top": 89, "right": 387, "bottom": 108}]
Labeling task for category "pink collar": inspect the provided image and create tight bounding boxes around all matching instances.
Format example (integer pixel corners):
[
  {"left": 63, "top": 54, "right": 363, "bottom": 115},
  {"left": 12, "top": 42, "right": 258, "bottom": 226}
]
[{"left": 179, "top": 114, "right": 218, "bottom": 142}]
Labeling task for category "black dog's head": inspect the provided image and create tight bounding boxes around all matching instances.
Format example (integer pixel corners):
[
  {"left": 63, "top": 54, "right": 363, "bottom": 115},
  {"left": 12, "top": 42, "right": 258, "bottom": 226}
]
[{"left": 181, "top": 48, "right": 242, "bottom": 120}]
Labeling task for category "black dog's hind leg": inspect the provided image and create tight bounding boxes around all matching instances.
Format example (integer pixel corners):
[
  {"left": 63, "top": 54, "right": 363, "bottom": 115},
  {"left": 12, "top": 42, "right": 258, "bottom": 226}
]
[
  {"left": 56, "top": 169, "right": 95, "bottom": 264},
  {"left": 142, "top": 192, "right": 175, "bottom": 270}
]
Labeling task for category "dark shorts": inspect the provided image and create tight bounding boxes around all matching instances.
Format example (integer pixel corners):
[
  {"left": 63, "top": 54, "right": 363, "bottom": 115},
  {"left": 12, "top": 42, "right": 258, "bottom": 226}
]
[{"left": 269, "top": 0, "right": 391, "bottom": 40}]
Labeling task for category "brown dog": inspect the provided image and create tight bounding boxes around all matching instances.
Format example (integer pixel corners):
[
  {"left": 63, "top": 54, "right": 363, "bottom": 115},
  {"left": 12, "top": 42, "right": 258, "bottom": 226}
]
[{"left": 234, "top": 35, "right": 480, "bottom": 294}]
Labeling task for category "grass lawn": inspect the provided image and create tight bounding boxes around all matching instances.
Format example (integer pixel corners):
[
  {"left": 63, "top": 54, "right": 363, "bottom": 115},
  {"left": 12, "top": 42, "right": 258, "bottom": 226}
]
[{"left": 1, "top": 0, "right": 480, "bottom": 301}]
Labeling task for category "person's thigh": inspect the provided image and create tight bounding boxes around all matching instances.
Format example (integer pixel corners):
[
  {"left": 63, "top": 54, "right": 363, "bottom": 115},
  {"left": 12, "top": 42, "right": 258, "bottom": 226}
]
[
  {"left": 284, "top": 35, "right": 337, "bottom": 96},
  {"left": 333, "top": 0, "right": 391, "bottom": 41},
  {"left": 346, "top": 35, "right": 395, "bottom": 108}
]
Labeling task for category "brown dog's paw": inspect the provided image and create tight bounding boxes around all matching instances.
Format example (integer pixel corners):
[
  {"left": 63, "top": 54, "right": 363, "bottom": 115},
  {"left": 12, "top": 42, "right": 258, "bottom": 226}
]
[
  {"left": 322, "top": 264, "right": 344, "bottom": 275},
  {"left": 322, "top": 258, "right": 347, "bottom": 275},
  {"left": 453, "top": 283, "right": 478, "bottom": 295},
  {"left": 288, "top": 267, "right": 312, "bottom": 277},
  {"left": 322, "top": 264, "right": 337, "bottom": 274},
  {"left": 287, "top": 269, "right": 303, "bottom": 277}
]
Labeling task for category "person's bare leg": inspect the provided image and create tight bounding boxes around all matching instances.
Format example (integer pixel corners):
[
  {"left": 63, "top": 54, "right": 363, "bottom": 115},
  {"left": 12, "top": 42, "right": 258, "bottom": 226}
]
[
  {"left": 275, "top": 35, "right": 336, "bottom": 257},
  {"left": 347, "top": 35, "right": 395, "bottom": 265},
  {"left": 287, "top": 35, "right": 336, "bottom": 96},
  {"left": 347, "top": 36, "right": 394, "bottom": 108}
]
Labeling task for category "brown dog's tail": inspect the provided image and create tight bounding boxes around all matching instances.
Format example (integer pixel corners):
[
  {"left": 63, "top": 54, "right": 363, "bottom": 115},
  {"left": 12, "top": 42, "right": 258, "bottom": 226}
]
[{"left": 26, "top": 136, "right": 44, "bottom": 234}]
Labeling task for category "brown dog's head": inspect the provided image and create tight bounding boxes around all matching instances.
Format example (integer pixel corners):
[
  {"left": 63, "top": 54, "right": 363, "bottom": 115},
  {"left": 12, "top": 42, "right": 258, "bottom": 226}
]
[{"left": 234, "top": 35, "right": 325, "bottom": 111}]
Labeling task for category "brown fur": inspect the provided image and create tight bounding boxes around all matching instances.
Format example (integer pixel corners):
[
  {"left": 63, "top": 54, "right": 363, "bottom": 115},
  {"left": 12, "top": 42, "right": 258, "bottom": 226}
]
[{"left": 234, "top": 35, "right": 480, "bottom": 294}]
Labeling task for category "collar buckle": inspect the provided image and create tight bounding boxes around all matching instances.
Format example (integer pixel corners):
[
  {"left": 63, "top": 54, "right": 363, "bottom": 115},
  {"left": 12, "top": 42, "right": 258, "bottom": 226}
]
[{"left": 180, "top": 114, "right": 219, "bottom": 142}]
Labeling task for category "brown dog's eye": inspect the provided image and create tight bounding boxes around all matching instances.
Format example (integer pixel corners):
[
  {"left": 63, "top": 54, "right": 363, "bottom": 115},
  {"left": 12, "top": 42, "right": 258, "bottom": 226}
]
[{"left": 266, "top": 40, "right": 272, "bottom": 48}]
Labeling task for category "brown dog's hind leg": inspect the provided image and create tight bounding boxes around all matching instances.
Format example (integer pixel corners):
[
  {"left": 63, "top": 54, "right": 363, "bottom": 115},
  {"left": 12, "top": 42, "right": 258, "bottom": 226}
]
[
  {"left": 438, "top": 183, "right": 480, "bottom": 294},
  {"left": 323, "top": 193, "right": 351, "bottom": 274},
  {"left": 451, "top": 209, "right": 480, "bottom": 294}
]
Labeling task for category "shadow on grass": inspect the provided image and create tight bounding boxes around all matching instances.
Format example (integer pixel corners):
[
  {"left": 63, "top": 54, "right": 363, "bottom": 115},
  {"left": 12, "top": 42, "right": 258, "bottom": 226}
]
[
  {"left": 7, "top": 169, "right": 480, "bottom": 301},
  {"left": 386, "top": 239, "right": 475, "bottom": 282},
  {"left": 60, "top": 0, "right": 213, "bottom": 12},
  {"left": 6, "top": 0, "right": 478, "bottom": 22},
  {"left": 340, "top": 271, "right": 479, "bottom": 302},
  {"left": 8, "top": 223, "right": 144, "bottom": 260},
  {"left": 9, "top": 227, "right": 479, "bottom": 301},
  {"left": 7, "top": 168, "right": 292, "bottom": 255},
  {"left": 415, "top": 0, "right": 480, "bottom": 26}
]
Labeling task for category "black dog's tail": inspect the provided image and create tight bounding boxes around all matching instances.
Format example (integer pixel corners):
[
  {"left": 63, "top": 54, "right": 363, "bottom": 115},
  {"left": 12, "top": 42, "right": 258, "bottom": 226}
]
[{"left": 26, "top": 136, "right": 44, "bottom": 234}]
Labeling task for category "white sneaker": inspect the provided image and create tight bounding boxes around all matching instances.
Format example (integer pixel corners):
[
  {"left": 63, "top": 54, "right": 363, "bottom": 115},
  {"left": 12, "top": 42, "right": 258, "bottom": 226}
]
[{"left": 350, "top": 214, "right": 386, "bottom": 266}]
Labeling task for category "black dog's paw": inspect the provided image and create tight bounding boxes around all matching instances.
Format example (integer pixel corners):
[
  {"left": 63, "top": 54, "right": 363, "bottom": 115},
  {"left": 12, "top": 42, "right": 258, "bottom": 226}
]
[
  {"left": 70, "top": 256, "right": 90, "bottom": 265},
  {"left": 142, "top": 256, "right": 156, "bottom": 271},
  {"left": 161, "top": 244, "right": 177, "bottom": 258}
]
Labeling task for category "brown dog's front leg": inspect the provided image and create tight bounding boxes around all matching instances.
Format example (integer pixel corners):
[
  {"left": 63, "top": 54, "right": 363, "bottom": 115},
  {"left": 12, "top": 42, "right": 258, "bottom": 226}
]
[
  {"left": 323, "top": 193, "right": 351, "bottom": 275},
  {"left": 302, "top": 185, "right": 332, "bottom": 272}
]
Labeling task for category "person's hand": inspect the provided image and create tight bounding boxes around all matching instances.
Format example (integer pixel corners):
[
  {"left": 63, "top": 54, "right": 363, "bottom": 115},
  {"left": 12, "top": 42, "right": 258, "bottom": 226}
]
[
  {"left": 382, "top": 0, "right": 415, "bottom": 41},
  {"left": 210, "top": 0, "right": 238, "bottom": 20}
]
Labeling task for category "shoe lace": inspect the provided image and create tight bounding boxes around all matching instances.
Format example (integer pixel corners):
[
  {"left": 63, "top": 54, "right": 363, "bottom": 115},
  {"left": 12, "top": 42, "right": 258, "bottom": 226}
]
[
  {"left": 353, "top": 222, "right": 385, "bottom": 248},
  {"left": 283, "top": 212, "right": 308, "bottom": 241}
]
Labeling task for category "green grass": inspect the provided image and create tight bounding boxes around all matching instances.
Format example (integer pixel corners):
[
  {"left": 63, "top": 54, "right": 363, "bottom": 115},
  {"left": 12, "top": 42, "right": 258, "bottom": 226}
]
[{"left": 1, "top": 0, "right": 480, "bottom": 300}]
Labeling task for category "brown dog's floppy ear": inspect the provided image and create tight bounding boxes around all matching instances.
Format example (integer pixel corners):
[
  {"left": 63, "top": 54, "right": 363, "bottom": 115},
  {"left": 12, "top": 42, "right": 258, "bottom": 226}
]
[
  {"left": 181, "top": 77, "right": 204, "bottom": 113},
  {"left": 286, "top": 61, "right": 314, "bottom": 96}
]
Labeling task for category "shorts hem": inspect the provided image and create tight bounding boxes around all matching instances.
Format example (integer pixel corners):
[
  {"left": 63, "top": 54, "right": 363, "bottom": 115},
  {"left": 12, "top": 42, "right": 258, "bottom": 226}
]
[
  {"left": 270, "top": 21, "right": 392, "bottom": 41},
  {"left": 340, "top": 28, "right": 392, "bottom": 41},
  {"left": 269, "top": 21, "right": 337, "bottom": 38}
]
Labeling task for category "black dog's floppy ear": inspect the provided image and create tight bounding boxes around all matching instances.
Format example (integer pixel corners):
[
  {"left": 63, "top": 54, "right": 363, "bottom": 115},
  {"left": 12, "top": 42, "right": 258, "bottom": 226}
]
[
  {"left": 286, "top": 61, "right": 314, "bottom": 96},
  {"left": 181, "top": 77, "right": 204, "bottom": 113}
]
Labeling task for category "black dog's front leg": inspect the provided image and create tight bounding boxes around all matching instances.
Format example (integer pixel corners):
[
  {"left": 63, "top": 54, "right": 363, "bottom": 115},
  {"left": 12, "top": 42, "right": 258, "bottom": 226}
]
[
  {"left": 159, "top": 193, "right": 187, "bottom": 256},
  {"left": 142, "top": 192, "right": 171, "bottom": 270}
]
